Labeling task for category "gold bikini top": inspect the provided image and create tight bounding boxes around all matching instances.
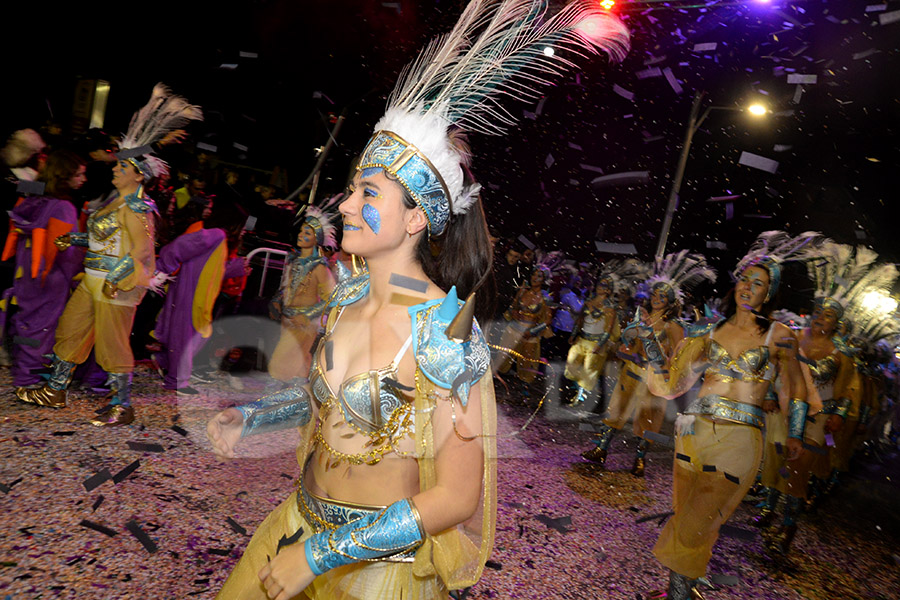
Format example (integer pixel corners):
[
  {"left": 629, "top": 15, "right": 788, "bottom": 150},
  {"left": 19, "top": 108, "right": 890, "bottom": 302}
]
[{"left": 705, "top": 325, "right": 776, "bottom": 384}]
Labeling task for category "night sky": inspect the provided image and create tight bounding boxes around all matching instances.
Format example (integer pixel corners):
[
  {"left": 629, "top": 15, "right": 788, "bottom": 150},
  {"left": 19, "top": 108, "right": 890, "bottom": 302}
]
[{"left": 7, "top": 0, "right": 899, "bottom": 304}]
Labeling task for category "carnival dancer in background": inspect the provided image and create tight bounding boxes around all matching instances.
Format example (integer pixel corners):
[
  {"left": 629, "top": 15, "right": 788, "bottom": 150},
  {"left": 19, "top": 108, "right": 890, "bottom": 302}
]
[
  {"left": 3, "top": 150, "right": 86, "bottom": 391},
  {"left": 151, "top": 194, "right": 227, "bottom": 394},
  {"left": 16, "top": 84, "right": 202, "bottom": 426},
  {"left": 494, "top": 265, "right": 553, "bottom": 386},
  {"left": 207, "top": 1, "right": 627, "bottom": 597},
  {"left": 641, "top": 232, "right": 814, "bottom": 599},
  {"left": 563, "top": 259, "right": 647, "bottom": 407},
  {"left": 267, "top": 203, "right": 337, "bottom": 383},
  {"left": 582, "top": 251, "right": 713, "bottom": 477},
  {"left": 791, "top": 245, "right": 893, "bottom": 509}
]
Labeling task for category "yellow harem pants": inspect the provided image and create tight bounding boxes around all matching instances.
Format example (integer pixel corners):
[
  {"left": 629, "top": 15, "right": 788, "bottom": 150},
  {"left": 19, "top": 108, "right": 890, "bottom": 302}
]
[
  {"left": 653, "top": 417, "right": 762, "bottom": 579},
  {"left": 760, "top": 411, "right": 823, "bottom": 499},
  {"left": 603, "top": 363, "right": 665, "bottom": 438},
  {"left": 53, "top": 275, "right": 140, "bottom": 374},
  {"left": 563, "top": 337, "right": 608, "bottom": 391},
  {"left": 216, "top": 491, "right": 449, "bottom": 600},
  {"left": 830, "top": 418, "right": 859, "bottom": 473},
  {"left": 495, "top": 322, "right": 541, "bottom": 384}
]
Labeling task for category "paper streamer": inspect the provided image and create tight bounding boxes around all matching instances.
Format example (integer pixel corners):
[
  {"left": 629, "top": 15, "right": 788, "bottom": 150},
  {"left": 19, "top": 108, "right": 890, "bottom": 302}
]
[
  {"left": 612, "top": 84, "right": 634, "bottom": 101},
  {"left": 591, "top": 171, "right": 650, "bottom": 187},
  {"left": 738, "top": 151, "right": 779, "bottom": 174},
  {"left": 594, "top": 242, "right": 638, "bottom": 255},
  {"left": 663, "top": 67, "right": 683, "bottom": 94},
  {"left": 388, "top": 273, "right": 428, "bottom": 293},
  {"left": 787, "top": 74, "right": 817, "bottom": 85}
]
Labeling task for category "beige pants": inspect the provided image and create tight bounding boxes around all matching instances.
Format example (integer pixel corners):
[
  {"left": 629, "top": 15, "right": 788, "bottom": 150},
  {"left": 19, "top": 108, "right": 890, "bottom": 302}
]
[
  {"left": 495, "top": 322, "right": 542, "bottom": 384},
  {"left": 603, "top": 364, "right": 665, "bottom": 438},
  {"left": 760, "top": 411, "right": 821, "bottom": 499},
  {"left": 54, "top": 277, "right": 139, "bottom": 373},
  {"left": 563, "top": 337, "right": 608, "bottom": 391},
  {"left": 654, "top": 417, "right": 762, "bottom": 579}
]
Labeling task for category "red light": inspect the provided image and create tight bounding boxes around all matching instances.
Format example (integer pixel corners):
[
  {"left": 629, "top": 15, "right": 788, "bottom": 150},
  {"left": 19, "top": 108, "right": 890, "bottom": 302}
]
[{"left": 600, "top": 0, "right": 615, "bottom": 9}]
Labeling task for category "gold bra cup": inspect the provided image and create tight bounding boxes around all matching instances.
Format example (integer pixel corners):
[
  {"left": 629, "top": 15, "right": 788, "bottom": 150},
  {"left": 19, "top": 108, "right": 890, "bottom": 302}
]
[{"left": 88, "top": 210, "right": 120, "bottom": 242}]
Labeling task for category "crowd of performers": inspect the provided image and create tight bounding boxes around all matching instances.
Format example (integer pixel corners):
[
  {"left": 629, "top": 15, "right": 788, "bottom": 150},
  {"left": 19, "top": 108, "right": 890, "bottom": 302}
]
[
  {"left": 491, "top": 231, "right": 899, "bottom": 599},
  {"left": 2, "top": 1, "right": 899, "bottom": 599}
]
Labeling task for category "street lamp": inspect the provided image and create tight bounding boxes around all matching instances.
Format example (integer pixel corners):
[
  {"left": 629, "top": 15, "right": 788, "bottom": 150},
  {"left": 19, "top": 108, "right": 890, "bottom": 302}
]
[{"left": 654, "top": 91, "right": 768, "bottom": 260}]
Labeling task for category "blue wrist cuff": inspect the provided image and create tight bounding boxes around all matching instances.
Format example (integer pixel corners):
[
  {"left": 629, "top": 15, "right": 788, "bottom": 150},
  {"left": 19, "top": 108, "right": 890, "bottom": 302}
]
[
  {"left": 236, "top": 386, "right": 311, "bottom": 437},
  {"left": 787, "top": 398, "right": 808, "bottom": 439},
  {"left": 304, "top": 498, "right": 425, "bottom": 576}
]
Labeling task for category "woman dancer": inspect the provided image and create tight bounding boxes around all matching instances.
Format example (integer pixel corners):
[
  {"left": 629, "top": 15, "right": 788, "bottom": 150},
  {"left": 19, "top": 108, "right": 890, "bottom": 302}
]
[
  {"left": 207, "top": 1, "right": 627, "bottom": 597},
  {"left": 268, "top": 205, "right": 337, "bottom": 383},
  {"left": 494, "top": 267, "right": 553, "bottom": 385},
  {"left": 564, "top": 259, "right": 647, "bottom": 407},
  {"left": 644, "top": 232, "right": 813, "bottom": 599},
  {"left": 16, "top": 84, "right": 202, "bottom": 426},
  {"left": 582, "top": 251, "right": 713, "bottom": 477}
]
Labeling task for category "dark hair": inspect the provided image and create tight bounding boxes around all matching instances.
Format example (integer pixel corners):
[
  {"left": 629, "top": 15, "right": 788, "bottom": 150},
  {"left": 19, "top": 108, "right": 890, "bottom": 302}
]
[
  {"left": 37, "top": 150, "right": 85, "bottom": 199},
  {"left": 718, "top": 264, "right": 780, "bottom": 333},
  {"left": 395, "top": 182, "right": 495, "bottom": 322}
]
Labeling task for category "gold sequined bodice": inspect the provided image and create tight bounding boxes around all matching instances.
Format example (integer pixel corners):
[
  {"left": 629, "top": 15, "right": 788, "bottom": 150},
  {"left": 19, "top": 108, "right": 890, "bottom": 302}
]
[{"left": 706, "top": 338, "right": 774, "bottom": 384}]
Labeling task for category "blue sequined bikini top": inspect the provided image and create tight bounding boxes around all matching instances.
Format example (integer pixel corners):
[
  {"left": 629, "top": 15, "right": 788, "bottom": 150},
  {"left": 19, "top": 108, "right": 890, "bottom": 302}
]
[
  {"left": 705, "top": 324, "right": 776, "bottom": 384},
  {"left": 309, "top": 308, "right": 413, "bottom": 434}
]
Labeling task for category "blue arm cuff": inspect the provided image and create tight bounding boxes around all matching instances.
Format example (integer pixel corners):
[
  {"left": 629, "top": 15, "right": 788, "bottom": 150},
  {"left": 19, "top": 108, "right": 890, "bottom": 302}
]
[
  {"left": 236, "top": 387, "right": 312, "bottom": 437},
  {"left": 835, "top": 397, "right": 851, "bottom": 419},
  {"left": 788, "top": 398, "right": 809, "bottom": 439},
  {"left": 304, "top": 498, "right": 425, "bottom": 576},
  {"left": 528, "top": 323, "right": 547, "bottom": 336},
  {"left": 106, "top": 255, "right": 135, "bottom": 285},
  {"left": 637, "top": 331, "right": 665, "bottom": 366},
  {"left": 859, "top": 405, "right": 871, "bottom": 426}
]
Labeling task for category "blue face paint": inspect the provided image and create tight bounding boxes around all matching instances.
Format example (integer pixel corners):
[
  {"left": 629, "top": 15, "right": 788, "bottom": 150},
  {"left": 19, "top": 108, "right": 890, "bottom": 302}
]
[{"left": 362, "top": 203, "right": 381, "bottom": 234}]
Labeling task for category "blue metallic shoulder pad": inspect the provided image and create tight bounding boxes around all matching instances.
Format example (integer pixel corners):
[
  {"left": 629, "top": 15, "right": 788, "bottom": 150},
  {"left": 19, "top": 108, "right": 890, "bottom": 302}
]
[
  {"left": 124, "top": 192, "right": 159, "bottom": 215},
  {"left": 325, "top": 271, "right": 370, "bottom": 308},
  {"left": 408, "top": 288, "right": 490, "bottom": 407},
  {"left": 683, "top": 317, "right": 724, "bottom": 338},
  {"left": 832, "top": 335, "right": 859, "bottom": 359}
]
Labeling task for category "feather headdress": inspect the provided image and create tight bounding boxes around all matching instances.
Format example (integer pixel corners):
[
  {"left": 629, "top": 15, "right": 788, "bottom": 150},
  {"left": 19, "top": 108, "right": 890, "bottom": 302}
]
[
  {"left": 732, "top": 230, "right": 823, "bottom": 298},
  {"left": 646, "top": 250, "right": 716, "bottom": 304},
  {"left": 804, "top": 243, "right": 897, "bottom": 319},
  {"left": 117, "top": 83, "right": 203, "bottom": 181},
  {"left": 297, "top": 194, "right": 340, "bottom": 249},
  {"left": 359, "top": 0, "right": 629, "bottom": 235},
  {"left": 598, "top": 258, "right": 650, "bottom": 297}
]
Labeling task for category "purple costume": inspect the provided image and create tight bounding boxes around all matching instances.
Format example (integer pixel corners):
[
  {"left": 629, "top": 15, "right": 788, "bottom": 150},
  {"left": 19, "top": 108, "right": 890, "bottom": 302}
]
[
  {"left": 5, "top": 197, "right": 81, "bottom": 386},
  {"left": 154, "top": 224, "right": 227, "bottom": 389}
]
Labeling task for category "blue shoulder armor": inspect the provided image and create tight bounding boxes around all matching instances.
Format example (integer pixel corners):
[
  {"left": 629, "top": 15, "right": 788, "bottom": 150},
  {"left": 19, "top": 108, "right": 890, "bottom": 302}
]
[
  {"left": 326, "top": 269, "right": 370, "bottom": 309},
  {"left": 123, "top": 192, "right": 159, "bottom": 215},
  {"left": 408, "top": 287, "right": 490, "bottom": 406},
  {"left": 832, "top": 335, "right": 860, "bottom": 359},
  {"left": 683, "top": 317, "right": 724, "bottom": 338}
]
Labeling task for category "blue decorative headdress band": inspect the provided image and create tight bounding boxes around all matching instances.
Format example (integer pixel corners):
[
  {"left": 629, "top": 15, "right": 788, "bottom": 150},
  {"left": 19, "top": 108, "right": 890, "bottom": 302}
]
[
  {"left": 815, "top": 296, "right": 845, "bottom": 320},
  {"left": 358, "top": 130, "right": 451, "bottom": 236}
]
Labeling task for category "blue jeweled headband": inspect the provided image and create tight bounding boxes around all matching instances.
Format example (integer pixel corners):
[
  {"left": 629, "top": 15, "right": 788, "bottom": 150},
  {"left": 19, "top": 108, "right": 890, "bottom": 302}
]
[
  {"left": 304, "top": 216, "right": 324, "bottom": 246},
  {"left": 358, "top": 131, "right": 451, "bottom": 236},
  {"left": 741, "top": 256, "right": 781, "bottom": 299},
  {"left": 815, "top": 296, "right": 845, "bottom": 320}
]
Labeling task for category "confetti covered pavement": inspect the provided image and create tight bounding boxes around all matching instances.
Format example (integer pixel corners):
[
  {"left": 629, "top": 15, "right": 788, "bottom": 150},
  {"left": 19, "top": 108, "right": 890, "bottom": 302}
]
[{"left": 1, "top": 367, "right": 898, "bottom": 599}]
